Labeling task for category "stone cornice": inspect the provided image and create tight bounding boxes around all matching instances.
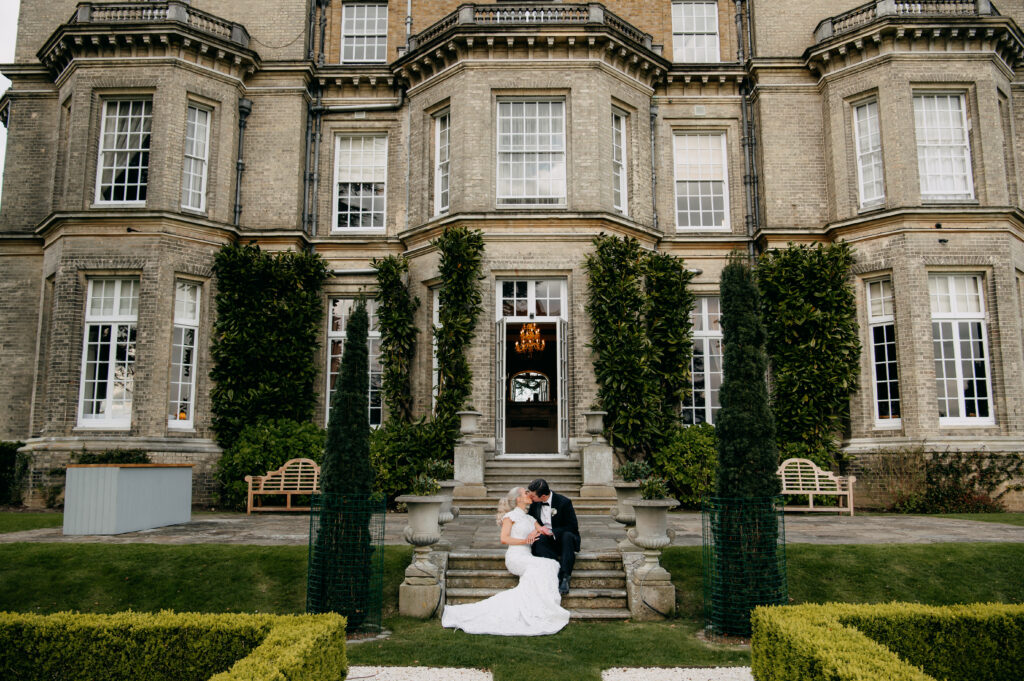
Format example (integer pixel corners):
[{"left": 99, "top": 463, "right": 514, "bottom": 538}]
[
  {"left": 37, "top": 2, "right": 261, "bottom": 84},
  {"left": 805, "top": 15, "right": 1024, "bottom": 78},
  {"left": 391, "top": 4, "right": 669, "bottom": 90}
]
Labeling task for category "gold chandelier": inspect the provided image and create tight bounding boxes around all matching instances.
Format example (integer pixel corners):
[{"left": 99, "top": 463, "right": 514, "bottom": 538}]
[{"left": 515, "top": 322, "right": 545, "bottom": 356}]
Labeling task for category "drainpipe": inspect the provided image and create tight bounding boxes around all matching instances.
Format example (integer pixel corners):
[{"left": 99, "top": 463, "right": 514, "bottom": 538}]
[
  {"left": 735, "top": 0, "right": 760, "bottom": 259},
  {"left": 318, "top": 0, "right": 330, "bottom": 67},
  {"left": 406, "top": 0, "right": 413, "bottom": 41},
  {"left": 649, "top": 103, "right": 659, "bottom": 233},
  {"left": 302, "top": 98, "right": 314, "bottom": 235},
  {"left": 233, "top": 97, "right": 253, "bottom": 228},
  {"left": 310, "top": 88, "right": 324, "bottom": 235},
  {"left": 307, "top": 0, "right": 317, "bottom": 61}
]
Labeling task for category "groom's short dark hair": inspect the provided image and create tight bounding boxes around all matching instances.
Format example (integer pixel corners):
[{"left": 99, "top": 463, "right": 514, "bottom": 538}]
[{"left": 528, "top": 479, "right": 550, "bottom": 497}]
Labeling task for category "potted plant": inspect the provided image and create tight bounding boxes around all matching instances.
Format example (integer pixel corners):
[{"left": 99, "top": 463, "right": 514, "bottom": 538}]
[{"left": 611, "top": 460, "right": 652, "bottom": 526}]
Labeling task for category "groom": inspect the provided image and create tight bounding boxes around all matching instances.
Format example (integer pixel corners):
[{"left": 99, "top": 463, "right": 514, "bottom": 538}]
[{"left": 526, "top": 478, "right": 580, "bottom": 596}]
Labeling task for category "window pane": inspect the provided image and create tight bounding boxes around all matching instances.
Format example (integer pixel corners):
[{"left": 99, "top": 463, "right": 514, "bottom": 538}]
[
  {"left": 671, "top": 2, "right": 720, "bottom": 62},
  {"left": 97, "top": 99, "right": 151, "bottom": 203},
  {"left": 497, "top": 100, "right": 566, "bottom": 205},
  {"left": 914, "top": 94, "right": 973, "bottom": 200},
  {"left": 674, "top": 133, "right": 727, "bottom": 228},
  {"left": 341, "top": 3, "right": 388, "bottom": 63},
  {"left": 335, "top": 135, "right": 388, "bottom": 230}
]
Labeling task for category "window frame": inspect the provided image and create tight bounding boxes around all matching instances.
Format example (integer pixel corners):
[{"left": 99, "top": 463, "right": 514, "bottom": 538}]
[
  {"left": 77, "top": 277, "right": 140, "bottom": 430},
  {"left": 853, "top": 99, "right": 885, "bottom": 209},
  {"left": 181, "top": 103, "right": 211, "bottom": 213},
  {"left": 865, "top": 277, "right": 901, "bottom": 428},
  {"left": 340, "top": 2, "right": 389, "bottom": 64},
  {"left": 611, "top": 109, "right": 629, "bottom": 215},
  {"left": 673, "top": 130, "right": 730, "bottom": 231},
  {"left": 929, "top": 272, "right": 995, "bottom": 427},
  {"left": 913, "top": 92, "right": 975, "bottom": 202},
  {"left": 434, "top": 110, "right": 451, "bottom": 216},
  {"left": 332, "top": 133, "right": 388, "bottom": 233},
  {"left": 94, "top": 98, "right": 153, "bottom": 206},
  {"left": 495, "top": 98, "right": 567, "bottom": 207},
  {"left": 682, "top": 296, "right": 723, "bottom": 426},
  {"left": 326, "top": 298, "right": 383, "bottom": 427},
  {"left": 168, "top": 279, "right": 201, "bottom": 429},
  {"left": 671, "top": 1, "right": 721, "bottom": 63}
]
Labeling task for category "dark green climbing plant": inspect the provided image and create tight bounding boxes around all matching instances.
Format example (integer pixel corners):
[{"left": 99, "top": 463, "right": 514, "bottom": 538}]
[
  {"left": 373, "top": 254, "right": 420, "bottom": 423},
  {"left": 757, "top": 242, "right": 861, "bottom": 469},
  {"left": 433, "top": 226, "right": 485, "bottom": 447},
  {"left": 209, "top": 243, "right": 329, "bottom": 449}
]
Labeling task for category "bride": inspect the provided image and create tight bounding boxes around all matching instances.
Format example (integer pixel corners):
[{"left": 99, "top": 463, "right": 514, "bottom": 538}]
[{"left": 441, "top": 486, "right": 570, "bottom": 635}]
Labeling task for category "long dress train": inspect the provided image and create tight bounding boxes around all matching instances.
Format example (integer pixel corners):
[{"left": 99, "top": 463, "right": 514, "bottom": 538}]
[{"left": 441, "top": 507, "right": 570, "bottom": 635}]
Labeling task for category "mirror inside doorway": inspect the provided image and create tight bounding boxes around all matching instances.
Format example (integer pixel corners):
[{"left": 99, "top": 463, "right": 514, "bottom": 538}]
[{"left": 505, "top": 322, "right": 557, "bottom": 454}]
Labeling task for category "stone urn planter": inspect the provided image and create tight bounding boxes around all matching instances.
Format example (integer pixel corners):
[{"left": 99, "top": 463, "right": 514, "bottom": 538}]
[
  {"left": 611, "top": 480, "right": 642, "bottom": 526},
  {"left": 396, "top": 494, "right": 445, "bottom": 618},
  {"left": 457, "top": 410, "right": 482, "bottom": 436},
  {"left": 625, "top": 497, "right": 679, "bottom": 620},
  {"left": 437, "top": 479, "right": 460, "bottom": 526},
  {"left": 627, "top": 498, "right": 679, "bottom": 554},
  {"left": 582, "top": 410, "right": 607, "bottom": 436}
]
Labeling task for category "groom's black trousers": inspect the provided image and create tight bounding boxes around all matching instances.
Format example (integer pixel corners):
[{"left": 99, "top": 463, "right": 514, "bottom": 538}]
[{"left": 532, "top": 531, "right": 579, "bottom": 581}]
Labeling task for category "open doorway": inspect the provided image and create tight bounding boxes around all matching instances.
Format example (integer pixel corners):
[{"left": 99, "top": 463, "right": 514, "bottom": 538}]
[{"left": 504, "top": 322, "right": 557, "bottom": 453}]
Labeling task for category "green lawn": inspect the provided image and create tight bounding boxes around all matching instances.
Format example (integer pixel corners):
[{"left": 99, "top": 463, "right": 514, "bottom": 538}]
[
  {"left": 925, "top": 512, "right": 1024, "bottom": 527},
  {"left": 0, "top": 512, "right": 63, "bottom": 534},
  {"left": 0, "top": 541, "right": 1021, "bottom": 681}
]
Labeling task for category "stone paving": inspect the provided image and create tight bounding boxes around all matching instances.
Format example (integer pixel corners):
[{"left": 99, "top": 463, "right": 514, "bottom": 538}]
[{"left": 2, "top": 510, "right": 1022, "bottom": 547}]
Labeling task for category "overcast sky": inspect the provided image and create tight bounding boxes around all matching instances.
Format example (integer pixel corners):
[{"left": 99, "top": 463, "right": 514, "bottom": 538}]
[{"left": 0, "top": 0, "right": 21, "bottom": 203}]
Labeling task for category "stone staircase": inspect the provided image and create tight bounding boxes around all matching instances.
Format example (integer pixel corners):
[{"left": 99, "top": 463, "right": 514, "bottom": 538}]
[
  {"left": 454, "top": 458, "right": 616, "bottom": 515},
  {"left": 444, "top": 549, "right": 631, "bottom": 620}
]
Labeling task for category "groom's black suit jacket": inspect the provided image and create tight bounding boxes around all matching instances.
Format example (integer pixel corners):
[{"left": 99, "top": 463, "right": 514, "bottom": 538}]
[{"left": 528, "top": 492, "right": 580, "bottom": 552}]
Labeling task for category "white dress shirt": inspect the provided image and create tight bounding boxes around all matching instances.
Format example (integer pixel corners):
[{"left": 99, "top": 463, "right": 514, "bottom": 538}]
[{"left": 540, "top": 495, "right": 553, "bottom": 528}]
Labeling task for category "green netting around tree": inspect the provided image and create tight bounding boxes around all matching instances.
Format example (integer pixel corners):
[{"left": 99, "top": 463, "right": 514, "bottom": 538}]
[
  {"left": 306, "top": 493, "right": 386, "bottom": 634},
  {"left": 702, "top": 496, "right": 788, "bottom": 637}
]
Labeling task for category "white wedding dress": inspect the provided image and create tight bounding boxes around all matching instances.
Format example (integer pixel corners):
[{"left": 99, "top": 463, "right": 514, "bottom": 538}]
[{"left": 441, "top": 507, "right": 570, "bottom": 636}]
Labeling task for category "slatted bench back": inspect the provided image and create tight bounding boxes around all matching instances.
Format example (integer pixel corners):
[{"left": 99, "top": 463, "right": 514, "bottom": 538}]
[
  {"left": 778, "top": 458, "right": 843, "bottom": 492},
  {"left": 254, "top": 458, "right": 320, "bottom": 492}
]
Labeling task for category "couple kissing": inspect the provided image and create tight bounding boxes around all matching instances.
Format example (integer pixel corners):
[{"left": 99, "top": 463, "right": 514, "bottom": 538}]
[{"left": 441, "top": 478, "right": 580, "bottom": 636}]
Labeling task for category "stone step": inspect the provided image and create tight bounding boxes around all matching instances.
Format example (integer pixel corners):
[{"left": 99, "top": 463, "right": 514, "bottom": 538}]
[
  {"left": 568, "top": 608, "right": 632, "bottom": 621},
  {"left": 484, "top": 475, "right": 582, "bottom": 486},
  {"left": 446, "top": 587, "right": 628, "bottom": 610},
  {"left": 447, "top": 550, "right": 623, "bottom": 572},
  {"left": 446, "top": 568, "right": 626, "bottom": 590},
  {"left": 454, "top": 498, "right": 614, "bottom": 516},
  {"left": 485, "top": 459, "right": 582, "bottom": 470}
]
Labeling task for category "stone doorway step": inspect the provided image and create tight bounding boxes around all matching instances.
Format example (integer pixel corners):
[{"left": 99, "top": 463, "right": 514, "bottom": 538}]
[
  {"left": 455, "top": 459, "right": 615, "bottom": 516},
  {"left": 444, "top": 549, "right": 630, "bottom": 620}
]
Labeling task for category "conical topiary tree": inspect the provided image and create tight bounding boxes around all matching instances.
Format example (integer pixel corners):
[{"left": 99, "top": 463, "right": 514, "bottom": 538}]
[
  {"left": 309, "top": 299, "right": 378, "bottom": 629},
  {"left": 704, "top": 255, "right": 786, "bottom": 638}
]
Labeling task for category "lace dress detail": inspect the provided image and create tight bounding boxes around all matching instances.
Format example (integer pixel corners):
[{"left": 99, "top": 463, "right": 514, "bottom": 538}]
[{"left": 441, "top": 507, "right": 570, "bottom": 636}]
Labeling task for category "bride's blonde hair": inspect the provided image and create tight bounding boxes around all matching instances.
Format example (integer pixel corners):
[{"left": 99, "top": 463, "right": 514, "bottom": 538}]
[{"left": 495, "top": 486, "right": 525, "bottom": 526}]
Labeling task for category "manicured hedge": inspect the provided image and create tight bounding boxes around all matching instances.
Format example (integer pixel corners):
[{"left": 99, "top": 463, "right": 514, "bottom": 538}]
[
  {"left": 0, "top": 611, "right": 347, "bottom": 681},
  {"left": 751, "top": 602, "right": 1024, "bottom": 681}
]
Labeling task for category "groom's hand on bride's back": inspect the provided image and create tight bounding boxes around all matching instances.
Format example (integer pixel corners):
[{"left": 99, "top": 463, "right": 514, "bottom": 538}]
[{"left": 538, "top": 526, "right": 554, "bottom": 536}]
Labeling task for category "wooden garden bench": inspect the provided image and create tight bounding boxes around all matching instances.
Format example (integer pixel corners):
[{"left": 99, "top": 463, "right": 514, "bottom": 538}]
[
  {"left": 245, "top": 458, "right": 320, "bottom": 515},
  {"left": 777, "top": 458, "right": 856, "bottom": 516}
]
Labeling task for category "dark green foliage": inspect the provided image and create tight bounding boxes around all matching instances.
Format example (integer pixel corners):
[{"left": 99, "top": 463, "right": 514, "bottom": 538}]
[
  {"left": 312, "top": 300, "right": 376, "bottom": 630},
  {"left": 585, "top": 235, "right": 654, "bottom": 459},
  {"left": 215, "top": 419, "right": 326, "bottom": 511},
  {"left": 757, "top": 242, "right": 861, "bottom": 469},
  {"left": 715, "top": 256, "right": 779, "bottom": 498},
  {"left": 209, "top": 244, "right": 329, "bottom": 449},
  {"left": 638, "top": 476, "right": 671, "bottom": 500},
  {"left": 433, "top": 227, "right": 485, "bottom": 447},
  {"left": 373, "top": 255, "right": 420, "bottom": 423},
  {"left": 615, "top": 460, "right": 653, "bottom": 482},
  {"left": 585, "top": 236, "right": 695, "bottom": 460},
  {"left": 645, "top": 251, "right": 696, "bottom": 431},
  {"left": 892, "top": 450, "right": 1024, "bottom": 514},
  {"left": 651, "top": 423, "right": 717, "bottom": 508},
  {"left": 76, "top": 449, "right": 150, "bottom": 465},
  {"left": 321, "top": 300, "right": 373, "bottom": 496},
  {"left": 0, "top": 611, "right": 348, "bottom": 681},
  {"left": 369, "top": 419, "right": 453, "bottom": 503},
  {"left": 0, "top": 441, "right": 26, "bottom": 505}
]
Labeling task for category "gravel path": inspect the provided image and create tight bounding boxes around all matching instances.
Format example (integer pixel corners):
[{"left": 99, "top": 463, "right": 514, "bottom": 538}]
[{"left": 346, "top": 667, "right": 754, "bottom": 680}]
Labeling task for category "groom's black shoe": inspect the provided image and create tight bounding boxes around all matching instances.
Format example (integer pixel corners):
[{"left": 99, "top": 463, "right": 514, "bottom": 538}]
[{"left": 558, "top": 576, "right": 570, "bottom": 595}]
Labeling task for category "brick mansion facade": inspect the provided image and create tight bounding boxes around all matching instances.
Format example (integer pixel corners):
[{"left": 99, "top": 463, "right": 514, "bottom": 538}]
[{"left": 2, "top": 1, "right": 1024, "bottom": 507}]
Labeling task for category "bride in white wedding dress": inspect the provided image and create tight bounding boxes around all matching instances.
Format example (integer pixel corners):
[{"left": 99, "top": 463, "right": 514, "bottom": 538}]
[{"left": 441, "top": 487, "right": 570, "bottom": 636}]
